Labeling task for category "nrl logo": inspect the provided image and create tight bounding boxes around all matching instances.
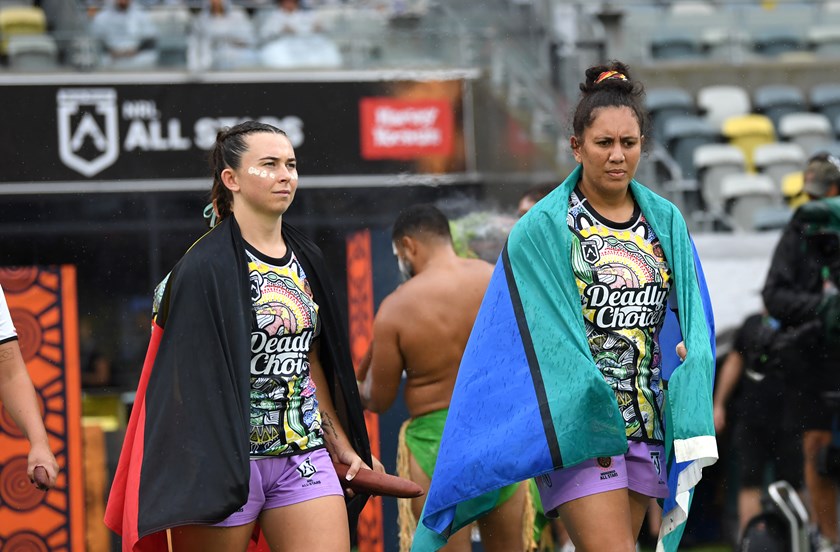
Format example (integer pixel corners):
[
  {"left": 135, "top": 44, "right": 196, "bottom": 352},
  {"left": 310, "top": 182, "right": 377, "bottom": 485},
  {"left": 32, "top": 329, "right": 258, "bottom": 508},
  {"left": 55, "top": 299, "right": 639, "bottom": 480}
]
[{"left": 56, "top": 88, "right": 119, "bottom": 177}]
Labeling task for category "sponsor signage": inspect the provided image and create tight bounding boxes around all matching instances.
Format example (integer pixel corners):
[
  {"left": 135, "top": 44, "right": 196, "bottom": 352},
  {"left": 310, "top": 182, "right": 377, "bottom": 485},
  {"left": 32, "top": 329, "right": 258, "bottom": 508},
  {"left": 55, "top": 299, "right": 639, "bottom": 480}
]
[
  {"left": 0, "top": 79, "right": 468, "bottom": 184},
  {"left": 359, "top": 98, "right": 453, "bottom": 160}
]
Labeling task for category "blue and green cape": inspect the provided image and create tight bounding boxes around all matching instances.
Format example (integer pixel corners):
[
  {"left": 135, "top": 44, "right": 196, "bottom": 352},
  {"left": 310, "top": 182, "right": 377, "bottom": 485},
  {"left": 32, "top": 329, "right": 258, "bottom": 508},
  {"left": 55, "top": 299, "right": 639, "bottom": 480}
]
[{"left": 413, "top": 166, "right": 717, "bottom": 552}]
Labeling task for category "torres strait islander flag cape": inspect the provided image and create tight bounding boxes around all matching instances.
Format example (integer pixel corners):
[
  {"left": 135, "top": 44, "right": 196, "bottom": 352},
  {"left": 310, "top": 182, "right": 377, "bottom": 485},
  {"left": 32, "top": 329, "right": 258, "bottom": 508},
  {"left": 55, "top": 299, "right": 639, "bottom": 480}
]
[
  {"left": 104, "top": 216, "right": 371, "bottom": 552},
  {"left": 413, "top": 166, "right": 717, "bottom": 552}
]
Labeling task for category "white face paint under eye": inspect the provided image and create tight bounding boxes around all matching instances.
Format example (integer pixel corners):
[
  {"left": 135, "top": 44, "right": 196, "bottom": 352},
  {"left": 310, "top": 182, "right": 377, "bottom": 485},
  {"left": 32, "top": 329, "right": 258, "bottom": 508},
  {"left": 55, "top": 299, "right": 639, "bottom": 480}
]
[{"left": 247, "top": 166, "right": 276, "bottom": 179}]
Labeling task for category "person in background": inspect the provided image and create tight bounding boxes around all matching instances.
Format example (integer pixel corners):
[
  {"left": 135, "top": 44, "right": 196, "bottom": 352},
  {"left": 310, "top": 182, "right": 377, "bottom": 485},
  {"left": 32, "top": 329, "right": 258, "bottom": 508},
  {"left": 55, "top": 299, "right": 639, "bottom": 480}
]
[
  {"left": 763, "top": 152, "right": 840, "bottom": 552},
  {"left": 257, "top": 0, "right": 341, "bottom": 69},
  {"left": 0, "top": 285, "right": 59, "bottom": 490},
  {"left": 517, "top": 184, "right": 557, "bottom": 218},
  {"left": 79, "top": 317, "right": 112, "bottom": 388},
  {"left": 357, "top": 204, "right": 530, "bottom": 552},
  {"left": 712, "top": 311, "right": 803, "bottom": 541},
  {"left": 89, "top": 0, "right": 159, "bottom": 69},
  {"left": 190, "top": 0, "right": 258, "bottom": 71},
  {"left": 105, "top": 121, "right": 373, "bottom": 552}
]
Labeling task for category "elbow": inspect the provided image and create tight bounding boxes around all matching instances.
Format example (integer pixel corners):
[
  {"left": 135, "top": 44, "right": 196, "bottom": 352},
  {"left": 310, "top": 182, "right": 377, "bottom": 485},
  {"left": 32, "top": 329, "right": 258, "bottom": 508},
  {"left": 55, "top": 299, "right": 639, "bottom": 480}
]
[{"left": 363, "top": 396, "right": 387, "bottom": 414}]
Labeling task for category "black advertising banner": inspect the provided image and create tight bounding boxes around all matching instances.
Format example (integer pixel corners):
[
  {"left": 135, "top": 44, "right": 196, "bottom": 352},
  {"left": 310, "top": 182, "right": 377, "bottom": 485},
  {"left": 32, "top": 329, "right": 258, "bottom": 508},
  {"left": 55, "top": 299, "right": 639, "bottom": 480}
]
[{"left": 0, "top": 76, "right": 471, "bottom": 185}]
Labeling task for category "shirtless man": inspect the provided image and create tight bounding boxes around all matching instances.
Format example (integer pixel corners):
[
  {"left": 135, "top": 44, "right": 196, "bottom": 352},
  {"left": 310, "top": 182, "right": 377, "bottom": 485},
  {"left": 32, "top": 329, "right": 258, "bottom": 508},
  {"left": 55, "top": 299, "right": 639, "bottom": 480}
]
[{"left": 357, "top": 204, "right": 528, "bottom": 552}]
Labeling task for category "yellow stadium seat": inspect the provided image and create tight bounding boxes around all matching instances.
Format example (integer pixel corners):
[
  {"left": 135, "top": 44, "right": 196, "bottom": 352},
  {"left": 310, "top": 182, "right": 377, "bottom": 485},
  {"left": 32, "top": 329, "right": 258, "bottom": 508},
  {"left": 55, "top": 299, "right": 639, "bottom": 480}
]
[
  {"left": 722, "top": 114, "right": 777, "bottom": 172},
  {"left": 781, "top": 171, "right": 809, "bottom": 208},
  {"left": 0, "top": 6, "right": 46, "bottom": 55}
]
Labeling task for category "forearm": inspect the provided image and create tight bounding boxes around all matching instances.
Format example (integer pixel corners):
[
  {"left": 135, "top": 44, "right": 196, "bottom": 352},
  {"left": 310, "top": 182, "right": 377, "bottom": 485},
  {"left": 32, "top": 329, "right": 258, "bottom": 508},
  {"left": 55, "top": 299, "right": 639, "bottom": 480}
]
[
  {"left": 0, "top": 343, "right": 49, "bottom": 446},
  {"left": 712, "top": 353, "right": 742, "bottom": 407}
]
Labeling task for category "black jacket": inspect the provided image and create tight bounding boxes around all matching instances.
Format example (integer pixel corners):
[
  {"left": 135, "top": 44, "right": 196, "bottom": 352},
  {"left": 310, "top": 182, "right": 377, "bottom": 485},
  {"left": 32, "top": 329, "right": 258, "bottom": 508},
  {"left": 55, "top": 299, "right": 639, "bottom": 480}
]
[{"left": 762, "top": 207, "right": 837, "bottom": 386}]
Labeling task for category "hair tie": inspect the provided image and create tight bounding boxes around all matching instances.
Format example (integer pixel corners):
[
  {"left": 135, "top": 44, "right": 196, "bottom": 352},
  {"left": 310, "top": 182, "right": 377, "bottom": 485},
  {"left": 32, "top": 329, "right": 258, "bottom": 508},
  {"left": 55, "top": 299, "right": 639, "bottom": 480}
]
[{"left": 595, "top": 70, "right": 628, "bottom": 84}]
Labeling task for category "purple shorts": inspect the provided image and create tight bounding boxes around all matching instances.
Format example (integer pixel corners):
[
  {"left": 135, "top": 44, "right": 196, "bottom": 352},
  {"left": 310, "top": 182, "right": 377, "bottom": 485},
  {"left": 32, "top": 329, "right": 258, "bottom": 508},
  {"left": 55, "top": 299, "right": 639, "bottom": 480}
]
[
  {"left": 213, "top": 447, "right": 344, "bottom": 527},
  {"left": 535, "top": 441, "right": 668, "bottom": 518}
]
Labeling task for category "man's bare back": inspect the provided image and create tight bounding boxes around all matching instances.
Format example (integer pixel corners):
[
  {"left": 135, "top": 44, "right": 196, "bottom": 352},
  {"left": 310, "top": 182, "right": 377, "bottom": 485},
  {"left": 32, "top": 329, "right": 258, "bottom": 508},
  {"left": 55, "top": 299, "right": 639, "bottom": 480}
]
[
  {"left": 378, "top": 256, "right": 492, "bottom": 417},
  {"left": 357, "top": 205, "right": 528, "bottom": 552}
]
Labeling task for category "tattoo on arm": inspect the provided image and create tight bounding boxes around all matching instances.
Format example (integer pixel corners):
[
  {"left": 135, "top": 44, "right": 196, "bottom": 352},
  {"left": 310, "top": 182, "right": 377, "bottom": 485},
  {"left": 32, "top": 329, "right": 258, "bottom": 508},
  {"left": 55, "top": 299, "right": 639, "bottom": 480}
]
[
  {"left": 321, "top": 412, "right": 339, "bottom": 440},
  {"left": 0, "top": 348, "right": 13, "bottom": 363}
]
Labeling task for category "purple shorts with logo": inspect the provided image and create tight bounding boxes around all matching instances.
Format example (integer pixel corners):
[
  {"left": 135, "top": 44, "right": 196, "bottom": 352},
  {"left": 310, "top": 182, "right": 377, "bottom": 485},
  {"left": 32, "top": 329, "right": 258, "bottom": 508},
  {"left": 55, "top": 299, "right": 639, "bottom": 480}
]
[
  {"left": 213, "top": 447, "right": 344, "bottom": 527},
  {"left": 535, "top": 441, "right": 668, "bottom": 518}
]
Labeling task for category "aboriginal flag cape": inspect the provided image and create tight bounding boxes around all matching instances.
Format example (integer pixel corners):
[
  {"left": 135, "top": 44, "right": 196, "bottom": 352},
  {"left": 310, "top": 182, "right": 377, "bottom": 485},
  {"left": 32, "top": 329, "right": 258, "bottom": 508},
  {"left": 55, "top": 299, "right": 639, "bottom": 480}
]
[
  {"left": 413, "top": 166, "right": 717, "bottom": 552},
  {"left": 104, "top": 216, "right": 371, "bottom": 551}
]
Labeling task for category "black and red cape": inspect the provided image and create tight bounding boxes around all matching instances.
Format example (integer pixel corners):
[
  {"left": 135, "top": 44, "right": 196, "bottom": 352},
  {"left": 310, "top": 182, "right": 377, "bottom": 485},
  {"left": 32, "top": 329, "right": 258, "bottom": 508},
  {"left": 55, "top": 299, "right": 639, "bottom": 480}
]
[{"left": 104, "top": 216, "right": 371, "bottom": 551}]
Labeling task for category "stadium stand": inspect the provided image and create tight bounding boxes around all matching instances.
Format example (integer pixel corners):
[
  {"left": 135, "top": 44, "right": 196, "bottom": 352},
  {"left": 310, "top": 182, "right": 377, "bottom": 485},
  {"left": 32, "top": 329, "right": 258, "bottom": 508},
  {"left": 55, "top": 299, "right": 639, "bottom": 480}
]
[
  {"left": 693, "top": 143, "right": 747, "bottom": 214},
  {"left": 720, "top": 172, "right": 784, "bottom": 232},
  {"left": 753, "top": 83, "right": 807, "bottom": 130},
  {"left": 778, "top": 111, "right": 834, "bottom": 153},
  {"left": 721, "top": 114, "right": 776, "bottom": 173},
  {"left": 697, "top": 84, "right": 751, "bottom": 131},
  {"left": 752, "top": 141, "right": 806, "bottom": 192},
  {"left": 646, "top": 86, "right": 696, "bottom": 144},
  {"left": 663, "top": 114, "right": 720, "bottom": 180}
]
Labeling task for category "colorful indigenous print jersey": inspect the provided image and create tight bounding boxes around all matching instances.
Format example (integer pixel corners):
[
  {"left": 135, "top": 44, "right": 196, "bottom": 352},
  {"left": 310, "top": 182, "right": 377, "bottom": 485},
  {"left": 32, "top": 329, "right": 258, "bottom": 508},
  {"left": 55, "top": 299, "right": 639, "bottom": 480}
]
[
  {"left": 567, "top": 187, "right": 673, "bottom": 443},
  {"left": 246, "top": 244, "right": 323, "bottom": 458}
]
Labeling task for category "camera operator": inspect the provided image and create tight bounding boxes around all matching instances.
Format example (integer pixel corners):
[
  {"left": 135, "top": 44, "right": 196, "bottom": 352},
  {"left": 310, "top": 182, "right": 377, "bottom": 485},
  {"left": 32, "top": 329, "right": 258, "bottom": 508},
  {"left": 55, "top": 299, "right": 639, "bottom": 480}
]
[
  {"left": 762, "top": 152, "right": 840, "bottom": 552},
  {"left": 713, "top": 312, "right": 804, "bottom": 541}
]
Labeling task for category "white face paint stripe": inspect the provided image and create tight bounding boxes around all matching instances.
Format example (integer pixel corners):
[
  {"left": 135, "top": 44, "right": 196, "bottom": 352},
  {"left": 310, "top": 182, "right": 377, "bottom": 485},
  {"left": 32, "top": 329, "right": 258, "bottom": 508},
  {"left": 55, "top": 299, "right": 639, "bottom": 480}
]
[{"left": 248, "top": 166, "right": 276, "bottom": 179}]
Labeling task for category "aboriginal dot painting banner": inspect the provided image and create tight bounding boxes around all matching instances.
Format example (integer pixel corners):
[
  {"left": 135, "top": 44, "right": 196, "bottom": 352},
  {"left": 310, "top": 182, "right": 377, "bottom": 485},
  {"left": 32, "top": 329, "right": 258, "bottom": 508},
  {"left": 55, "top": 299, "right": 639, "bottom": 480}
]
[
  {"left": 346, "top": 229, "right": 384, "bottom": 552},
  {"left": 0, "top": 266, "right": 84, "bottom": 552}
]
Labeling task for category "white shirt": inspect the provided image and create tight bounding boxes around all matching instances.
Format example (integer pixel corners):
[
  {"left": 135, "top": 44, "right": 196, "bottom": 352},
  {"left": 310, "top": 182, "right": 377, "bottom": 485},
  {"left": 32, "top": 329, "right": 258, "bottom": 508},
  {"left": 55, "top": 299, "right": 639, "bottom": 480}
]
[{"left": 0, "top": 285, "right": 18, "bottom": 343}]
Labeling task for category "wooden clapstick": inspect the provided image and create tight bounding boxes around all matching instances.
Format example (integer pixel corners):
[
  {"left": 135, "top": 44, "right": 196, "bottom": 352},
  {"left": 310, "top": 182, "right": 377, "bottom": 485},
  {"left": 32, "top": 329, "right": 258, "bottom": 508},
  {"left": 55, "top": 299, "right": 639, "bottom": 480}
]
[
  {"left": 333, "top": 462, "right": 423, "bottom": 498},
  {"left": 33, "top": 466, "right": 49, "bottom": 491}
]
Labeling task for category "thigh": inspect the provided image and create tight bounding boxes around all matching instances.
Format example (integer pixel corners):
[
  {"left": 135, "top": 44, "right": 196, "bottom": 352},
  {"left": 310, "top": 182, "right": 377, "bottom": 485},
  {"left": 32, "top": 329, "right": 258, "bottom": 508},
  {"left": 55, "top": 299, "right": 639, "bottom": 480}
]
[
  {"left": 408, "top": 449, "right": 432, "bottom": 522},
  {"left": 259, "top": 495, "right": 350, "bottom": 552},
  {"left": 169, "top": 523, "right": 255, "bottom": 552},
  {"left": 476, "top": 481, "right": 528, "bottom": 552},
  {"left": 557, "top": 488, "right": 636, "bottom": 552}
]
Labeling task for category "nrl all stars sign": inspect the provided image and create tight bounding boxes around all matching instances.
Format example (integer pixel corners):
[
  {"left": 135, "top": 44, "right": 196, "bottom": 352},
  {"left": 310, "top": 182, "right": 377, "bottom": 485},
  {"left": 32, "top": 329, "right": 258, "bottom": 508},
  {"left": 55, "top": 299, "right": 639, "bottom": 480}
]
[{"left": 0, "top": 78, "right": 468, "bottom": 184}]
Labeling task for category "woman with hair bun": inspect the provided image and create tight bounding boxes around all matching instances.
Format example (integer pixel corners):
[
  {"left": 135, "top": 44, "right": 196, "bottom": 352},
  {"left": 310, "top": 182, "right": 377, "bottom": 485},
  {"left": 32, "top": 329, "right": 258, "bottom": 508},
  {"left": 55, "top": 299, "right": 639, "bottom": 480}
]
[
  {"left": 413, "top": 62, "right": 717, "bottom": 552},
  {"left": 106, "top": 121, "right": 373, "bottom": 552}
]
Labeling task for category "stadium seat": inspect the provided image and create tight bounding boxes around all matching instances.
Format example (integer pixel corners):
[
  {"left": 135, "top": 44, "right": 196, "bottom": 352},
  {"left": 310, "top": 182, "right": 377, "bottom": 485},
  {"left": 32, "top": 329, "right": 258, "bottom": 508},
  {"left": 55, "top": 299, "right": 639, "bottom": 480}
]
[
  {"left": 778, "top": 112, "right": 834, "bottom": 154},
  {"left": 693, "top": 144, "right": 747, "bottom": 214},
  {"left": 753, "top": 84, "right": 807, "bottom": 130},
  {"left": 650, "top": 32, "right": 703, "bottom": 60},
  {"left": 6, "top": 32, "right": 58, "bottom": 70},
  {"left": 721, "top": 114, "right": 776, "bottom": 172},
  {"left": 752, "top": 142, "right": 806, "bottom": 191},
  {"left": 808, "top": 140, "right": 840, "bottom": 158},
  {"left": 751, "top": 27, "right": 807, "bottom": 57},
  {"left": 720, "top": 173, "right": 784, "bottom": 232},
  {"left": 645, "top": 87, "right": 695, "bottom": 144},
  {"left": 662, "top": 115, "right": 719, "bottom": 179},
  {"left": 701, "top": 27, "right": 751, "bottom": 61},
  {"left": 809, "top": 83, "right": 840, "bottom": 129},
  {"left": 697, "top": 84, "right": 751, "bottom": 131},
  {"left": 808, "top": 25, "right": 840, "bottom": 57},
  {"left": 0, "top": 5, "right": 46, "bottom": 55},
  {"left": 781, "top": 171, "right": 808, "bottom": 209}
]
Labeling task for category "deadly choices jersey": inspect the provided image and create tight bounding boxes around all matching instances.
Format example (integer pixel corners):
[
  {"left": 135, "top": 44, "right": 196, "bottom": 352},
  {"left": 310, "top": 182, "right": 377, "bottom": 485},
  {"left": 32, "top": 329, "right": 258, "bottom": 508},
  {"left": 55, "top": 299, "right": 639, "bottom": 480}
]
[
  {"left": 568, "top": 187, "right": 673, "bottom": 443},
  {"left": 246, "top": 244, "right": 324, "bottom": 458}
]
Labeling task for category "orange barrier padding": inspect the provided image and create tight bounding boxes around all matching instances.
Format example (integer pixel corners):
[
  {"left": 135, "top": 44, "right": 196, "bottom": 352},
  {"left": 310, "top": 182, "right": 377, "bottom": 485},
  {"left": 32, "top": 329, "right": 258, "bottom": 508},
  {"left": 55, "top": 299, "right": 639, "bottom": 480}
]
[
  {"left": 0, "top": 265, "right": 84, "bottom": 552},
  {"left": 346, "top": 229, "right": 383, "bottom": 552}
]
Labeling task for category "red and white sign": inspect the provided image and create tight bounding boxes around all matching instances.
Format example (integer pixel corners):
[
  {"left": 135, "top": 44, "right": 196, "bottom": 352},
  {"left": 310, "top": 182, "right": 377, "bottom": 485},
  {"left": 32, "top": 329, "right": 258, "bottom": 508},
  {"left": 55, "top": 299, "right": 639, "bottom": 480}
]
[{"left": 359, "top": 98, "right": 454, "bottom": 160}]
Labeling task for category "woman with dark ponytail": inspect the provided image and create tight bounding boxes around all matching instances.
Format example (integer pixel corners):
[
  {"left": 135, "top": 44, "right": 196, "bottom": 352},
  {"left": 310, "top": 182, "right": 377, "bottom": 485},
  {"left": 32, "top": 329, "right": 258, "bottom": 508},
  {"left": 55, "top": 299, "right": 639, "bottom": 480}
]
[
  {"left": 106, "top": 121, "right": 374, "bottom": 551},
  {"left": 414, "top": 62, "right": 717, "bottom": 552}
]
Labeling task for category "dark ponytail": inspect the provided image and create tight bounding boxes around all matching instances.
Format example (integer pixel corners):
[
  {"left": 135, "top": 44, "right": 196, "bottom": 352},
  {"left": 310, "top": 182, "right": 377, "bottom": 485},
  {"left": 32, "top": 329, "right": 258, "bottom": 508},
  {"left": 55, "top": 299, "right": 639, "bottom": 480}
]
[
  {"left": 572, "top": 61, "right": 649, "bottom": 147},
  {"left": 209, "top": 121, "right": 287, "bottom": 221}
]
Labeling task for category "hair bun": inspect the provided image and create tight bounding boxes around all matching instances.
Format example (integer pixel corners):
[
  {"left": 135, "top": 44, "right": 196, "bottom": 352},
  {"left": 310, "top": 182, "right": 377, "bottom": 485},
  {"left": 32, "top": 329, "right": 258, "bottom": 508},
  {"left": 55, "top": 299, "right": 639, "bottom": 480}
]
[{"left": 580, "top": 61, "right": 635, "bottom": 94}]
